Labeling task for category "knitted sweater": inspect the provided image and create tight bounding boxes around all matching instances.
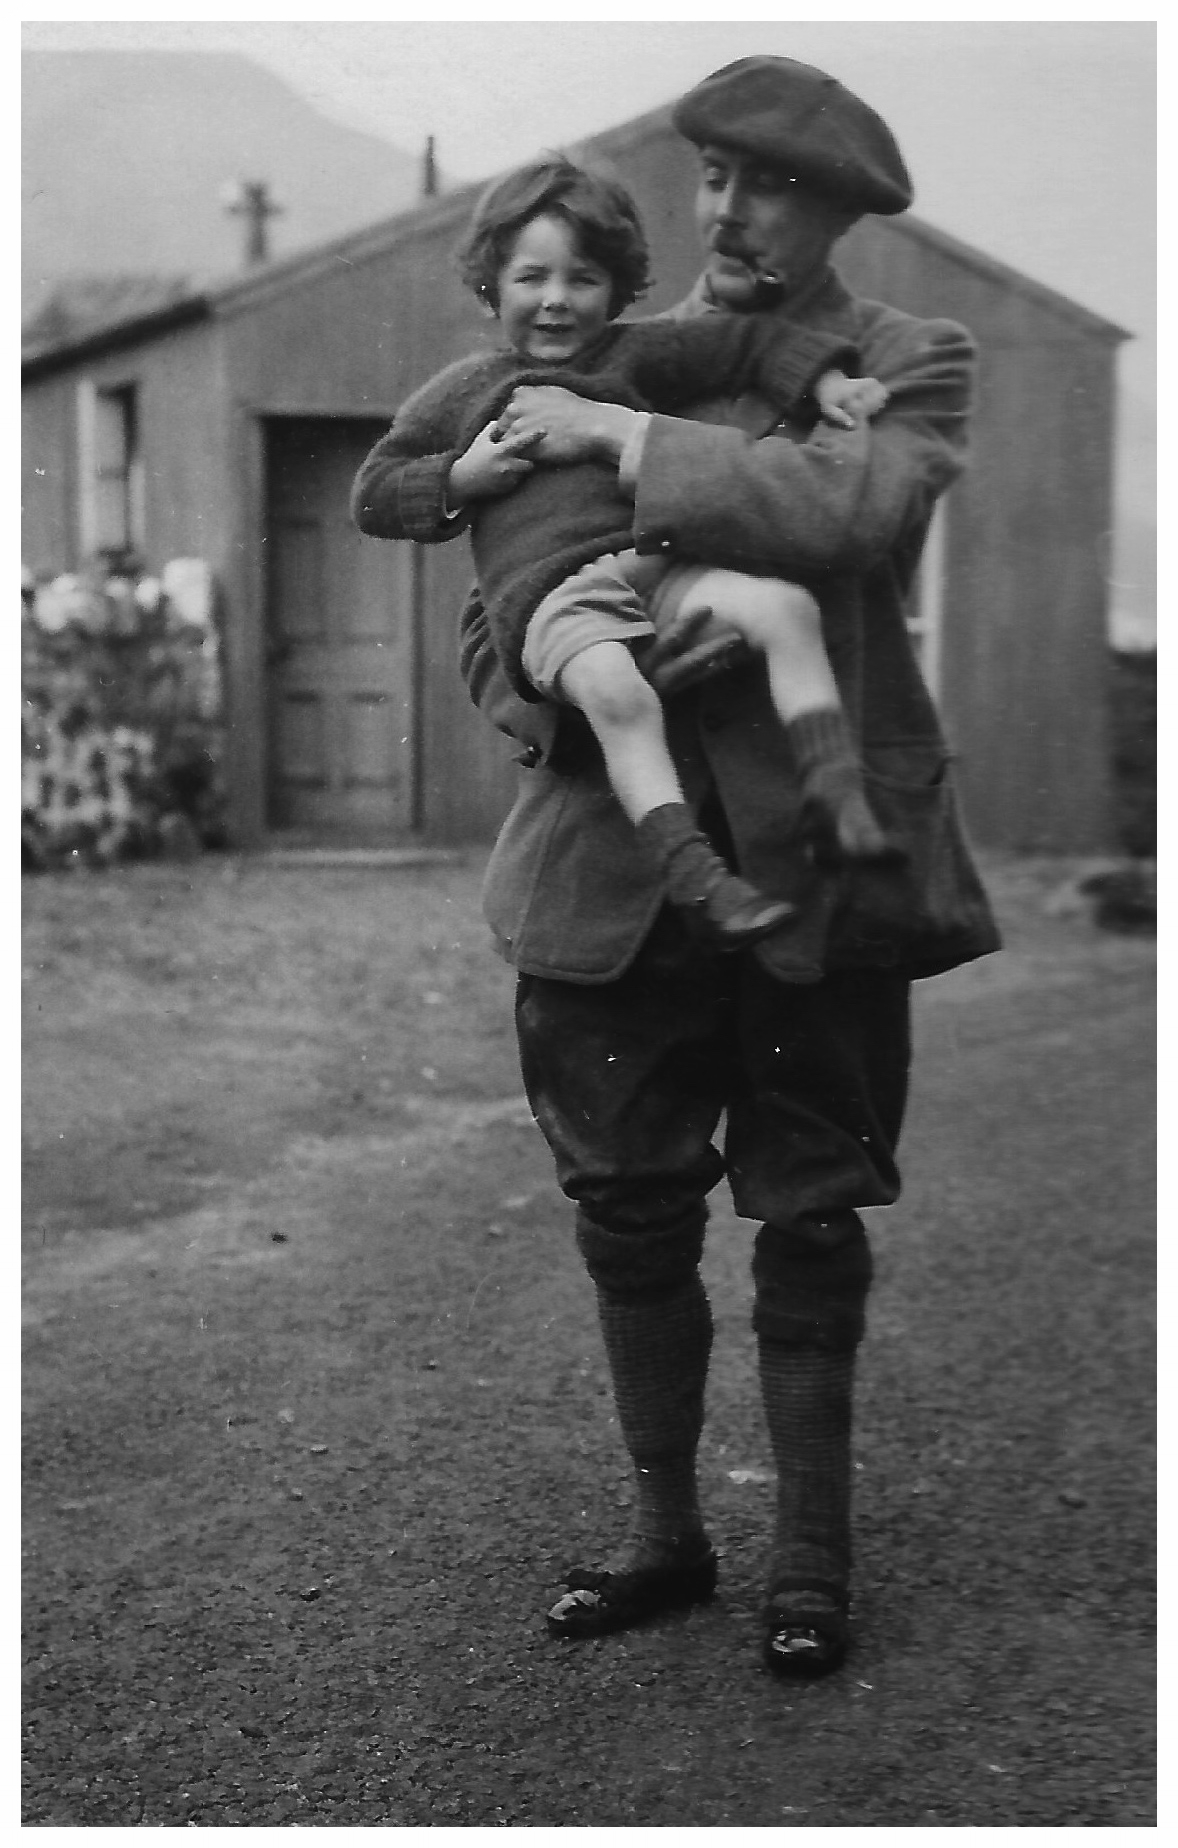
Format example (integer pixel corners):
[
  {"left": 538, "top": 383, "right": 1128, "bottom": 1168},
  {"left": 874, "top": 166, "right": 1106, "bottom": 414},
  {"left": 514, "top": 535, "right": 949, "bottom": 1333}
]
[{"left": 351, "top": 314, "right": 856, "bottom": 696}]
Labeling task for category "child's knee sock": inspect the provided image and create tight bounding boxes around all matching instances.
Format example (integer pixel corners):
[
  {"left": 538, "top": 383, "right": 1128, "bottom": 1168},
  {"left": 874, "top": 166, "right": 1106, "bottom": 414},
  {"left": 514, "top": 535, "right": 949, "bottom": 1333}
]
[
  {"left": 634, "top": 803, "right": 795, "bottom": 948},
  {"left": 785, "top": 709, "right": 896, "bottom": 865}
]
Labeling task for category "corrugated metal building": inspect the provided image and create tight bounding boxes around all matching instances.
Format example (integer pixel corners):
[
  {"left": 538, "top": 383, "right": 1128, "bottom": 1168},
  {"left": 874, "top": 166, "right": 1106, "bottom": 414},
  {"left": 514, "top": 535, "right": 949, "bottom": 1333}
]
[{"left": 22, "top": 103, "right": 1127, "bottom": 853}]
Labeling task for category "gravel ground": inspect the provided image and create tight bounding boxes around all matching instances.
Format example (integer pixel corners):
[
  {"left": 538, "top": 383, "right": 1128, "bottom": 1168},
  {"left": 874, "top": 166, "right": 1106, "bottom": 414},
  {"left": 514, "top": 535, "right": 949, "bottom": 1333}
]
[{"left": 22, "top": 853, "right": 1155, "bottom": 1827}]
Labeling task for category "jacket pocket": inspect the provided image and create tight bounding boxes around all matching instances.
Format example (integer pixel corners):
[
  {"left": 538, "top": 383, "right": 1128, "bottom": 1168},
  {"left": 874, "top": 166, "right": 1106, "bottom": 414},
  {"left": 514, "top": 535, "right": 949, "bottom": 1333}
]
[{"left": 830, "top": 741, "right": 998, "bottom": 970}]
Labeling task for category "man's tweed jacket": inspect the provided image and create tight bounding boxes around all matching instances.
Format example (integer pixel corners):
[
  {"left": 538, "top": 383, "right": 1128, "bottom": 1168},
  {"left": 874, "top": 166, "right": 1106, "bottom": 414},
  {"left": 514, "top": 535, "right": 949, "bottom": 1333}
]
[{"left": 459, "top": 267, "right": 1001, "bottom": 987}]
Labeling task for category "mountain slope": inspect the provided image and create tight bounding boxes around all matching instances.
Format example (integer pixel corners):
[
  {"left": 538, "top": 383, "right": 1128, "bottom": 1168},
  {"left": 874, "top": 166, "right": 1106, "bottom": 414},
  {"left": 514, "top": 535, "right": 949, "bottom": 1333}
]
[{"left": 23, "top": 50, "right": 421, "bottom": 311}]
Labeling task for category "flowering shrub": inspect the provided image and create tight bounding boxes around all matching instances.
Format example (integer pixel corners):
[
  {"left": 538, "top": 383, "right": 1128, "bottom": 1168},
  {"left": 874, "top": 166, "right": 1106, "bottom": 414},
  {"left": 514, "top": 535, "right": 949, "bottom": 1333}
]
[{"left": 21, "top": 558, "right": 227, "bottom": 870}]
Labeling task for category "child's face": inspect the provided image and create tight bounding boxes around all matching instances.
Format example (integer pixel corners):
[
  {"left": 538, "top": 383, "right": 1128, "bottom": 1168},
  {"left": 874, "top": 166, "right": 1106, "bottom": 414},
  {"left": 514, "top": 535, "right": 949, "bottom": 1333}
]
[{"left": 496, "top": 213, "right": 614, "bottom": 364}]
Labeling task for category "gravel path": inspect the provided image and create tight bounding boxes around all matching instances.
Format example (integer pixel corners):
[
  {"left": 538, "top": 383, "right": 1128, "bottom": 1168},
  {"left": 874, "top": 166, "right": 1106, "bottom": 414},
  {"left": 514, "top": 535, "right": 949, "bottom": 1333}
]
[{"left": 22, "top": 856, "right": 1155, "bottom": 1826}]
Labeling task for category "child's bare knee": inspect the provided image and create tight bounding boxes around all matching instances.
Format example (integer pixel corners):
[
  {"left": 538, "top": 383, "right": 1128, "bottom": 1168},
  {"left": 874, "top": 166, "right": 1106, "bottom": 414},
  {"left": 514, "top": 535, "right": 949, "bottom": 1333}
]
[
  {"left": 690, "top": 572, "right": 820, "bottom": 649},
  {"left": 746, "top": 580, "right": 821, "bottom": 636},
  {"left": 561, "top": 642, "right": 659, "bottom": 731}
]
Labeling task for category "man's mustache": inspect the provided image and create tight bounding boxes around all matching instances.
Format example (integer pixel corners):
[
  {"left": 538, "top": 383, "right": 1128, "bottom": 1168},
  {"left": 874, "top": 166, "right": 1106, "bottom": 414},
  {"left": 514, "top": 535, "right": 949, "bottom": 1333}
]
[
  {"left": 711, "top": 233, "right": 756, "bottom": 263},
  {"left": 706, "top": 238, "right": 780, "bottom": 284},
  {"left": 710, "top": 235, "right": 783, "bottom": 294}
]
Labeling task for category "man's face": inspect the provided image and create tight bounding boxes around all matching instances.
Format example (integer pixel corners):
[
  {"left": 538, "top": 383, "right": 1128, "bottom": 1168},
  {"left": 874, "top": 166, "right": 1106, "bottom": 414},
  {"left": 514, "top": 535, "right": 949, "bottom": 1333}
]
[{"left": 693, "top": 143, "right": 852, "bottom": 309}]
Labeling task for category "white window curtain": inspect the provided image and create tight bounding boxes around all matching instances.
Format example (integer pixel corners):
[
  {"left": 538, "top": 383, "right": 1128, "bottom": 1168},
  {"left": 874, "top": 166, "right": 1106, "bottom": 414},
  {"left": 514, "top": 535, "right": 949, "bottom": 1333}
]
[{"left": 907, "top": 498, "right": 945, "bottom": 701}]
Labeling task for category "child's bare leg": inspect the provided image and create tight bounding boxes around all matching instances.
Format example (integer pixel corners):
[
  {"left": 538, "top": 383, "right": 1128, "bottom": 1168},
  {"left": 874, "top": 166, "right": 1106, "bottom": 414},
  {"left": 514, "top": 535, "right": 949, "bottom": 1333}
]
[
  {"left": 670, "top": 572, "right": 899, "bottom": 865},
  {"left": 559, "top": 640, "right": 684, "bottom": 824},
  {"left": 558, "top": 640, "right": 795, "bottom": 947}
]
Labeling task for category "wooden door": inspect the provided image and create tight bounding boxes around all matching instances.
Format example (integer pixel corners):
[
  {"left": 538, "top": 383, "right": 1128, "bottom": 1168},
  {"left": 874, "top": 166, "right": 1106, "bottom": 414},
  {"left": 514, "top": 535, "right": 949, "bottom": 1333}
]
[{"left": 264, "top": 417, "right": 412, "bottom": 838}]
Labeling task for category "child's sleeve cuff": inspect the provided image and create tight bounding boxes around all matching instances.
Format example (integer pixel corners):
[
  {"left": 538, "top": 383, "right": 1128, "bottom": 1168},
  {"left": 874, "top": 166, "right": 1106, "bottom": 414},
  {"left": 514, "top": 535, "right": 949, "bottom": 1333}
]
[{"left": 397, "top": 452, "right": 470, "bottom": 538}]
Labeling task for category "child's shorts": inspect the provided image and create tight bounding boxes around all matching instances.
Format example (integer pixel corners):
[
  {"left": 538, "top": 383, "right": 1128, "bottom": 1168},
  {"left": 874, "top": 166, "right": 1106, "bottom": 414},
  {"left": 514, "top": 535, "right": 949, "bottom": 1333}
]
[{"left": 521, "top": 549, "right": 724, "bottom": 701}]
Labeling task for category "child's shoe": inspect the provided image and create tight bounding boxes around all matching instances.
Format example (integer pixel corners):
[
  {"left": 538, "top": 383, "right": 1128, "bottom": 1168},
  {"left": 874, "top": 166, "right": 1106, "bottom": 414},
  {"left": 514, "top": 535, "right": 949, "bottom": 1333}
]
[
  {"left": 680, "top": 870, "right": 798, "bottom": 950},
  {"left": 787, "top": 709, "right": 903, "bottom": 866},
  {"left": 635, "top": 803, "right": 796, "bottom": 951},
  {"left": 799, "top": 761, "right": 903, "bottom": 866}
]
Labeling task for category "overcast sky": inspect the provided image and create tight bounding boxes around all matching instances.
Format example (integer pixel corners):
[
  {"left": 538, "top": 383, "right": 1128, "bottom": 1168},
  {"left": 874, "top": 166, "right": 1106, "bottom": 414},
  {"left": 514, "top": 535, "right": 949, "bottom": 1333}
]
[
  {"left": 22, "top": 18, "right": 1153, "bottom": 330},
  {"left": 23, "top": 10, "right": 1155, "bottom": 495}
]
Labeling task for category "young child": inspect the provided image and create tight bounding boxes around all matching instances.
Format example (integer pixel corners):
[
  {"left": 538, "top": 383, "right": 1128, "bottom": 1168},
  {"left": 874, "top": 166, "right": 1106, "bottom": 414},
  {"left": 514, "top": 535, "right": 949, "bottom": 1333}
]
[{"left": 352, "top": 156, "right": 894, "bottom": 950}]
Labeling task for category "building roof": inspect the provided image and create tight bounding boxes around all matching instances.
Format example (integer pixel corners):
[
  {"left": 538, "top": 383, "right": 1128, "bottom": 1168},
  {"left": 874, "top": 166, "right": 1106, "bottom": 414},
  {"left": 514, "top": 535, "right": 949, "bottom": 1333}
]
[
  {"left": 22, "top": 273, "right": 209, "bottom": 367},
  {"left": 21, "top": 101, "right": 1128, "bottom": 378}
]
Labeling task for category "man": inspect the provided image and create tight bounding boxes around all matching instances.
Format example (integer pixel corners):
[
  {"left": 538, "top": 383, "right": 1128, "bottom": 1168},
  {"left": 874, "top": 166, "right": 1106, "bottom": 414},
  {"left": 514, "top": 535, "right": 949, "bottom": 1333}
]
[{"left": 458, "top": 55, "right": 1000, "bottom": 1677}]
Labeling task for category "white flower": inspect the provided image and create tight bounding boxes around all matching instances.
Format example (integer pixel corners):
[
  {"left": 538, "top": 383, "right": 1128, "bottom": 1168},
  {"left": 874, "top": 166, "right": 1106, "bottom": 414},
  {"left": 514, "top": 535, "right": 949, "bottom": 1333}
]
[
  {"left": 161, "top": 557, "right": 214, "bottom": 631},
  {"left": 134, "top": 576, "right": 164, "bottom": 615},
  {"left": 35, "top": 574, "right": 110, "bottom": 635},
  {"left": 32, "top": 574, "right": 78, "bottom": 632}
]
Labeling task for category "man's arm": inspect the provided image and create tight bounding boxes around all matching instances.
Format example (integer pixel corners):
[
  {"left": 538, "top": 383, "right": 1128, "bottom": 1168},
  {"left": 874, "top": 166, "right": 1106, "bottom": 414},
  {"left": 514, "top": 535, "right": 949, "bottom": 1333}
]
[
  {"left": 631, "top": 313, "right": 977, "bottom": 577},
  {"left": 620, "top": 314, "right": 858, "bottom": 420}
]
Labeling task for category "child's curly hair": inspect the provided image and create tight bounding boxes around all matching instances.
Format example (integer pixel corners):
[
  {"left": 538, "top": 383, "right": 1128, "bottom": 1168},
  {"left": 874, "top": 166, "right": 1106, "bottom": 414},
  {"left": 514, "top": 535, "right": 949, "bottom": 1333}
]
[{"left": 455, "top": 154, "right": 652, "bottom": 318}]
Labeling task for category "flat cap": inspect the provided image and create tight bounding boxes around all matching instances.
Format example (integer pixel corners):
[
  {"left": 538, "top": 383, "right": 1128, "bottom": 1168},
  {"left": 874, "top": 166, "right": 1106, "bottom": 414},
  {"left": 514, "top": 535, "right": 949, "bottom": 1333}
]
[{"left": 672, "top": 55, "right": 913, "bottom": 217}]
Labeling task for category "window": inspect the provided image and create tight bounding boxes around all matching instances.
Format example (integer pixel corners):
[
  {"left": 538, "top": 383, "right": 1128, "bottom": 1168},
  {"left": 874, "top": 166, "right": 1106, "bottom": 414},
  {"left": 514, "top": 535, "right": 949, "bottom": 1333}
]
[
  {"left": 77, "top": 380, "right": 145, "bottom": 559},
  {"left": 906, "top": 499, "right": 945, "bottom": 701}
]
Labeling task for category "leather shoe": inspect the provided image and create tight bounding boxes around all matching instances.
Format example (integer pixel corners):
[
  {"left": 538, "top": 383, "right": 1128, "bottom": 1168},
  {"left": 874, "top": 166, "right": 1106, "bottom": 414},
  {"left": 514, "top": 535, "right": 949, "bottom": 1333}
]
[
  {"left": 547, "top": 1547, "right": 718, "bottom": 1639},
  {"left": 762, "top": 1577, "right": 850, "bottom": 1679}
]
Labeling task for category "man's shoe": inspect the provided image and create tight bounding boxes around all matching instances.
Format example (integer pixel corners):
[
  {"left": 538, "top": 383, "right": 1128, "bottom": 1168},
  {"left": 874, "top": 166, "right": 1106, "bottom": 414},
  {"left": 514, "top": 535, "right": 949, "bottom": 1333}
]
[
  {"left": 762, "top": 1577, "right": 850, "bottom": 1679},
  {"left": 547, "top": 1547, "right": 719, "bottom": 1639}
]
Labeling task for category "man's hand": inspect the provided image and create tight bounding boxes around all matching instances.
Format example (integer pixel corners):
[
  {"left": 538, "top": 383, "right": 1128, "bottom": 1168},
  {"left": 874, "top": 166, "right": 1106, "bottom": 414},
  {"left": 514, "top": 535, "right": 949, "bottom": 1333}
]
[
  {"left": 447, "top": 421, "right": 539, "bottom": 505},
  {"left": 641, "top": 601, "right": 753, "bottom": 698},
  {"left": 494, "top": 385, "right": 641, "bottom": 465},
  {"left": 815, "top": 369, "right": 891, "bottom": 430}
]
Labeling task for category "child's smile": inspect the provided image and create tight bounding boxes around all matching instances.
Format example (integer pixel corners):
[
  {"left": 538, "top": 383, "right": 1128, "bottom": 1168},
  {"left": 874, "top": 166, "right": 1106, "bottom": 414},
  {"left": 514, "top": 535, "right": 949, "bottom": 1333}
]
[{"left": 496, "top": 213, "right": 615, "bottom": 365}]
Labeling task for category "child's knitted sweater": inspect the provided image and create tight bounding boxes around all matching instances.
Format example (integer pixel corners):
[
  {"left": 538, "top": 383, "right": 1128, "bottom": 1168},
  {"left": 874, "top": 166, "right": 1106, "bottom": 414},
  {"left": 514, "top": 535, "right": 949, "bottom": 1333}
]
[{"left": 351, "top": 313, "right": 855, "bottom": 697}]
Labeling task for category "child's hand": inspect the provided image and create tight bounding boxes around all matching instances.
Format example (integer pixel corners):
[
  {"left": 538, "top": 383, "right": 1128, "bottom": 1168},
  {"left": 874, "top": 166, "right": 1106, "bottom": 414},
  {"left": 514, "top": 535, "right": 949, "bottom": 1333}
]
[
  {"left": 816, "top": 370, "right": 890, "bottom": 429},
  {"left": 448, "top": 421, "right": 541, "bottom": 504}
]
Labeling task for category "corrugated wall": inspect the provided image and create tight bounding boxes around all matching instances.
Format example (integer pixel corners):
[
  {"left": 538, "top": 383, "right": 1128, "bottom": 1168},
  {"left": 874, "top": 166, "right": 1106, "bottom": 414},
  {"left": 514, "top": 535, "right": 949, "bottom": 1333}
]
[
  {"left": 833, "top": 216, "right": 1118, "bottom": 852},
  {"left": 22, "top": 374, "right": 77, "bottom": 576},
  {"left": 586, "top": 111, "right": 1119, "bottom": 853},
  {"left": 23, "top": 104, "right": 1121, "bottom": 853},
  {"left": 22, "top": 320, "right": 229, "bottom": 578}
]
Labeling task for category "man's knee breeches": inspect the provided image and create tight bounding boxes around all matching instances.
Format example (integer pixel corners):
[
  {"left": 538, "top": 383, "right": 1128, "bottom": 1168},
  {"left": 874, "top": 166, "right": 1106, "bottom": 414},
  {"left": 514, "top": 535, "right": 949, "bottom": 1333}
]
[{"left": 516, "top": 913, "right": 908, "bottom": 1340}]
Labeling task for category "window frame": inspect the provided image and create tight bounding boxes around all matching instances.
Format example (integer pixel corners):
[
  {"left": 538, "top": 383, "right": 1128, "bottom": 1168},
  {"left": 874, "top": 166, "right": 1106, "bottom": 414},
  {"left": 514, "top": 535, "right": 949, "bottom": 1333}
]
[{"left": 77, "top": 377, "right": 145, "bottom": 560}]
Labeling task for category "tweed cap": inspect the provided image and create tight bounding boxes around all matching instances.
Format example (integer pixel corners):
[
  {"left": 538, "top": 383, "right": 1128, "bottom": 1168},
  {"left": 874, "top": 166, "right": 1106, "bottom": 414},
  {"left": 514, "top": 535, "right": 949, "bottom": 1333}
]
[{"left": 672, "top": 55, "right": 913, "bottom": 217}]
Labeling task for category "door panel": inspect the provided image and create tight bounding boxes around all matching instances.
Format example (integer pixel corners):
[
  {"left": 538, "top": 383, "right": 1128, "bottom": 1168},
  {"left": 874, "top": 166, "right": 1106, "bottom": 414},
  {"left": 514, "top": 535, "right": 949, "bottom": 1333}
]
[
  {"left": 271, "top": 519, "right": 326, "bottom": 642},
  {"left": 265, "top": 418, "right": 411, "bottom": 837}
]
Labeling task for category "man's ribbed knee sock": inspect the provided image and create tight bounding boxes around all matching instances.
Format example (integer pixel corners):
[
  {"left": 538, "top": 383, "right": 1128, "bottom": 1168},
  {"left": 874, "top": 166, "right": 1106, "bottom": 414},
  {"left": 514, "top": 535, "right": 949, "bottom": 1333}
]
[
  {"left": 757, "top": 1338, "right": 856, "bottom": 1590},
  {"left": 594, "top": 1274, "right": 714, "bottom": 1571}
]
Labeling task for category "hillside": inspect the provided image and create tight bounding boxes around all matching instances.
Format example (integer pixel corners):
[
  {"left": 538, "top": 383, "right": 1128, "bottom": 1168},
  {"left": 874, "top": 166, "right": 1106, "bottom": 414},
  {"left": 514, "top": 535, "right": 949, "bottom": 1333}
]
[{"left": 22, "top": 50, "right": 421, "bottom": 313}]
